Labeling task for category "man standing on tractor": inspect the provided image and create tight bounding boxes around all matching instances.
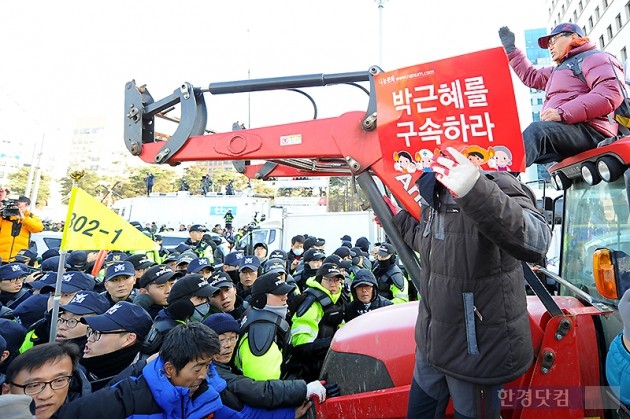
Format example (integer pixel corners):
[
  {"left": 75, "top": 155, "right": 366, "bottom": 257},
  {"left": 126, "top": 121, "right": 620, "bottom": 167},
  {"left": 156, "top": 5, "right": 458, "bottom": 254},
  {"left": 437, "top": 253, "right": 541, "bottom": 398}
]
[{"left": 388, "top": 147, "right": 551, "bottom": 418}]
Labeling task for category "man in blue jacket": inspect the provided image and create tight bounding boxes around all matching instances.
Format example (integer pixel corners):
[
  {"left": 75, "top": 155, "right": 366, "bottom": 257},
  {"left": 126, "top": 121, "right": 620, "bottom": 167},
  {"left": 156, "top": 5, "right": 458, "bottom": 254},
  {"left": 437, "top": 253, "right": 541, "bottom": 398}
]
[{"left": 55, "top": 323, "right": 298, "bottom": 419}]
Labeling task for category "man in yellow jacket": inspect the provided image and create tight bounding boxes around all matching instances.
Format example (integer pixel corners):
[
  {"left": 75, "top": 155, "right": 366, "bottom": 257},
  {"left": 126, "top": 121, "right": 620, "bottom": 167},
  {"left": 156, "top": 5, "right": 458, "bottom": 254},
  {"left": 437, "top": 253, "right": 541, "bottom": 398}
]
[{"left": 0, "top": 196, "right": 43, "bottom": 262}]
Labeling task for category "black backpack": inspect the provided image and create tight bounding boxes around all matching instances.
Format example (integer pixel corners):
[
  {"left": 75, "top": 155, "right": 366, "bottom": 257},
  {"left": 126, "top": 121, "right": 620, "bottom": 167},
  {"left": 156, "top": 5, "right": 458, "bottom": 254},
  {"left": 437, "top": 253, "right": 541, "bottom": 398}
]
[{"left": 555, "top": 50, "right": 630, "bottom": 136}]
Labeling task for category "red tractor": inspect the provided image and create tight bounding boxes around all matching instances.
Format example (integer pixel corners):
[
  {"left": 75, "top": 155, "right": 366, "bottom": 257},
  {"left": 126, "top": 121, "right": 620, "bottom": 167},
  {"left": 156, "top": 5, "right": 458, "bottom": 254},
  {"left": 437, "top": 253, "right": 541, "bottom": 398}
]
[{"left": 123, "top": 63, "right": 629, "bottom": 418}]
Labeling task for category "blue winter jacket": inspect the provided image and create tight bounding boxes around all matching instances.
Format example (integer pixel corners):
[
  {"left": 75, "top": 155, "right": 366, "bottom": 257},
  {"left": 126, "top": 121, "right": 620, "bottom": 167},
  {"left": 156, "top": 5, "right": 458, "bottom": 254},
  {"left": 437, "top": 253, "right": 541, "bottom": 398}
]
[
  {"left": 138, "top": 357, "right": 232, "bottom": 419},
  {"left": 606, "top": 333, "right": 630, "bottom": 406},
  {"left": 55, "top": 357, "right": 295, "bottom": 419}
]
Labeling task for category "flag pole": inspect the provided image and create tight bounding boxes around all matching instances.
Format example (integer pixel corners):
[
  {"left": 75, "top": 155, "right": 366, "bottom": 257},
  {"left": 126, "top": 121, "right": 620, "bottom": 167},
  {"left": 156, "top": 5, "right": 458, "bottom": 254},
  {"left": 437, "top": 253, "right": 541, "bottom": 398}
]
[
  {"left": 49, "top": 170, "right": 84, "bottom": 342},
  {"left": 48, "top": 249, "right": 68, "bottom": 342}
]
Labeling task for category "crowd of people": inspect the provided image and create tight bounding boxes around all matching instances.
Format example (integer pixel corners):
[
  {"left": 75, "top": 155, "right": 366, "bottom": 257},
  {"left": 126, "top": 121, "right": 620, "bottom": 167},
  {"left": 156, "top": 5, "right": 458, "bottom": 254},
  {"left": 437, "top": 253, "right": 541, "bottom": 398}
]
[
  {"left": 0, "top": 21, "right": 628, "bottom": 417},
  {"left": 0, "top": 201, "right": 412, "bottom": 418}
]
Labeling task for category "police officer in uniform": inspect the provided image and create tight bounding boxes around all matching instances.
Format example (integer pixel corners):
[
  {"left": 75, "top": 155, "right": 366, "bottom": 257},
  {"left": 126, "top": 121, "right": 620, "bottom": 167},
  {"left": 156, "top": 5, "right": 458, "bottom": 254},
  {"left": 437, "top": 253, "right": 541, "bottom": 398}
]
[
  {"left": 235, "top": 272, "right": 294, "bottom": 380},
  {"left": 289, "top": 263, "right": 346, "bottom": 382},
  {"left": 183, "top": 224, "right": 214, "bottom": 261},
  {"left": 0, "top": 264, "right": 31, "bottom": 310},
  {"left": 372, "top": 243, "right": 408, "bottom": 304}
]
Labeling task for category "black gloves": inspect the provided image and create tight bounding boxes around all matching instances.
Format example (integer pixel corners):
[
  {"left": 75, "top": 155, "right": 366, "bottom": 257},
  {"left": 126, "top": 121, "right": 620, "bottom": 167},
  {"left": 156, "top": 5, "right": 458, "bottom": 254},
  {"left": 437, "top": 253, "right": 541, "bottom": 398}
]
[
  {"left": 324, "top": 382, "right": 341, "bottom": 398},
  {"left": 498, "top": 26, "right": 516, "bottom": 53}
]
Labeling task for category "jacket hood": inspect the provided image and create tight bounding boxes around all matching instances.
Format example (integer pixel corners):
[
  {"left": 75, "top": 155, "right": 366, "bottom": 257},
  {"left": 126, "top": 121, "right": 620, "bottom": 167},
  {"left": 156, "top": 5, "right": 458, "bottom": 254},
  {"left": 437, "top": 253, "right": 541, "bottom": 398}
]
[
  {"left": 143, "top": 356, "right": 223, "bottom": 418},
  {"left": 350, "top": 270, "right": 378, "bottom": 302},
  {"left": 66, "top": 368, "right": 92, "bottom": 403},
  {"left": 305, "top": 277, "right": 342, "bottom": 304}
]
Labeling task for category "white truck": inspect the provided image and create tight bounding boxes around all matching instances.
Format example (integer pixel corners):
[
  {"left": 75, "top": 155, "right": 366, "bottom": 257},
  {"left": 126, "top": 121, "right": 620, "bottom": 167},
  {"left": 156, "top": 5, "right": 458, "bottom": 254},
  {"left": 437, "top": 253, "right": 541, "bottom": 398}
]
[
  {"left": 236, "top": 210, "right": 381, "bottom": 254},
  {"left": 111, "top": 193, "right": 272, "bottom": 230}
]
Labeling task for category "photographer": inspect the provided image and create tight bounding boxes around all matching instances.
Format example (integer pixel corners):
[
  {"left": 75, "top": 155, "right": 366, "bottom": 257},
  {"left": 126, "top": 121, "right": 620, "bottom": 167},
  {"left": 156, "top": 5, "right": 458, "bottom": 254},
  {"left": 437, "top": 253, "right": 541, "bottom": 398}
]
[{"left": 0, "top": 196, "right": 43, "bottom": 263}]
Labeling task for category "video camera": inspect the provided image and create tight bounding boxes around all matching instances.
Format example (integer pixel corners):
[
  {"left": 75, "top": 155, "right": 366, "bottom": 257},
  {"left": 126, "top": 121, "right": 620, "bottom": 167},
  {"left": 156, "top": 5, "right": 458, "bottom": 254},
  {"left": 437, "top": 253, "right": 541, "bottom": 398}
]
[{"left": 1, "top": 199, "right": 20, "bottom": 218}]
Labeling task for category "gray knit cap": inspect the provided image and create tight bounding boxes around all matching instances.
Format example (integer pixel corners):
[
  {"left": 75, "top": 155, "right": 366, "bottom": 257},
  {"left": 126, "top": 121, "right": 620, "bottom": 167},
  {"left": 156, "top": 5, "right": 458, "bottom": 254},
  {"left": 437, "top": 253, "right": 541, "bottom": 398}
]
[{"left": 0, "top": 394, "right": 35, "bottom": 418}]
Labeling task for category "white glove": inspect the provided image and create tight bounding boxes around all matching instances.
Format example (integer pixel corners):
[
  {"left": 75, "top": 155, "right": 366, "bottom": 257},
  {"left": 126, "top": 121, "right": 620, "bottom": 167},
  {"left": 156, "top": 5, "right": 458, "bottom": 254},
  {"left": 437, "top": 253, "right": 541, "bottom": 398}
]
[
  {"left": 306, "top": 380, "right": 327, "bottom": 403},
  {"left": 431, "top": 147, "right": 480, "bottom": 197}
]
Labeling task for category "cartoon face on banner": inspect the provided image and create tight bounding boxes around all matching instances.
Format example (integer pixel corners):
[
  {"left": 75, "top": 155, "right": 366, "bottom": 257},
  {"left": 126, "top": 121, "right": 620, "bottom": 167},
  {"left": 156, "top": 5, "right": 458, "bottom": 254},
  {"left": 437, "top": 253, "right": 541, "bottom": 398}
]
[{"left": 374, "top": 48, "right": 525, "bottom": 212}]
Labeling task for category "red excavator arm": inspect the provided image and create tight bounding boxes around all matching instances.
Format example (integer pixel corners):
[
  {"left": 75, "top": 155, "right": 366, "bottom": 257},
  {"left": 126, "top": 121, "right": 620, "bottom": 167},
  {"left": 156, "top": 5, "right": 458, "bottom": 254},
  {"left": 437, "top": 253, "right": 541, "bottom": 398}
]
[
  {"left": 123, "top": 68, "right": 612, "bottom": 418},
  {"left": 124, "top": 68, "right": 424, "bottom": 285}
]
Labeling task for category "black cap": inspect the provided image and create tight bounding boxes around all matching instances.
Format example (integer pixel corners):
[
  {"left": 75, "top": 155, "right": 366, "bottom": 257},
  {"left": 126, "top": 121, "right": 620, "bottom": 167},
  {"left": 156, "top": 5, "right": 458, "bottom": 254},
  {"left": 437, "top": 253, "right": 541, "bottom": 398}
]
[
  {"left": 316, "top": 263, "right": 344, "bottom": 280},
  {"left": 251, "top": 272, "right": 295, "bottom": 296},
  {"left": 355, "top": 237, "right": 371, "bottom": 252},
  {"left": 168, "top": 274, "right": 218, "bottom": 304},
  {"left": 174, "top": 243, "right": 192, "bottom": 254},
  {"left": 324, "top": 254, "right": 351, "bottom": 270},
  {"left": 163, "top": 252, "right": 180, "bottom": 264},
  {"left": 14, "top": 249, "right": 37, "bottom": 262},
  {"left": 67, "top": 251, "right": 88, "bottom": 270},
  {"left": 334, "top": 247, "right": 356, "bottom": 259},
  {"left": 268, "top": 249, "right": 287, "bottom": 261},
  {"left": 303, "top": 236, "right": 325, "bottom": 250},
  {"left": 41, "top": 248, "right": 60, "bottom": 262},
  {"left": 208, "top": 271, "right": 234, "bottom": 289},
  {"left": 340, "top": 235, "right": 352, "bottom": 242},
  {"left": 303, "top": 248, "right": 326, "bottom": 262},
  {"left": 263, "top": 259, "right": 287, "bottom": 275},
  {"left": 125, "top": 254, "right": 156, "bottom": 270},
  {"left": 139, "top": 264, "right": 184, "bottom": 288},
  {"left": 189, "top": 224, "right": 207, "bottom": 232},
  {"left": 253, "top": 242, "right": 268, "bottom": 251},
  {"left": 377, "top": 243, "right": 395, "bottom": 256},
  {"left": 176, "top": 252, "right": 197, "bottom": 266}
]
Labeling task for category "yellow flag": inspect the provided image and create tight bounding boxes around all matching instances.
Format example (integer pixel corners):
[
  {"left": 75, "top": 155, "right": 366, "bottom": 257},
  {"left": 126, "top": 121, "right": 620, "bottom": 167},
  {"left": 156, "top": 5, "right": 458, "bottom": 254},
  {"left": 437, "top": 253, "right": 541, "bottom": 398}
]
[{"left": 60, "top": 187, "right": 158, "bottom": 251}]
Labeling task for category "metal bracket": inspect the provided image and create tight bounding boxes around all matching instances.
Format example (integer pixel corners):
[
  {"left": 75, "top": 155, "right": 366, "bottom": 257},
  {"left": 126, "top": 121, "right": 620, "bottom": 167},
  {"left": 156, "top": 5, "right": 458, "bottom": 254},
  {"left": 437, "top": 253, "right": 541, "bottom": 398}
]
[
  {"left": 124, "top": 81, "right": 207, "bottom": 164},
  {"left": 254, "top": 161, "right": 278, "bottom": 179},
  {"left": 540, "top": 349, "right": 556, "bottom": 374},
  {"left": 554, "top": 318, "right": 572, "bottom": 340},
  {"left": 362, "top": 65, "right": 384, "bottom": 131}
]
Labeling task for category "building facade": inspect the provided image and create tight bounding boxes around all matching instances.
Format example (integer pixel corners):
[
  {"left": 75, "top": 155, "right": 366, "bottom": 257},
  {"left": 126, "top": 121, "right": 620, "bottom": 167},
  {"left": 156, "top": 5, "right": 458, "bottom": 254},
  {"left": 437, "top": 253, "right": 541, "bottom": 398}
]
[{"left": 546, "top": 0, "right": 629, "bottom": 64}]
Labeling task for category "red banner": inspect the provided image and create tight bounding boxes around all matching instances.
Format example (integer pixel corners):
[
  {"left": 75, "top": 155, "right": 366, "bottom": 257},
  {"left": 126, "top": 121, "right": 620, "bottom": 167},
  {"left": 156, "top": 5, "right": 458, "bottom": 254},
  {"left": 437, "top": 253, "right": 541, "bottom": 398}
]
[{"left": 375, "top": 47, "right": 524, "bottom": 206}]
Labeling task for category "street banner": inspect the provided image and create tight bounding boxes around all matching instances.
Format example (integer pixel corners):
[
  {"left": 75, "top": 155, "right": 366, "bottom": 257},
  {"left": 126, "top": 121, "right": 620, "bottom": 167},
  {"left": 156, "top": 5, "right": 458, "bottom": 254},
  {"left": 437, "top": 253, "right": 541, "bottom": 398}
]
[
  {"left": 60, "top": 187, "right": 158, "bottom": 251},
  {"left": 374, "top": 47, "right": 524, "bottom": 218}
]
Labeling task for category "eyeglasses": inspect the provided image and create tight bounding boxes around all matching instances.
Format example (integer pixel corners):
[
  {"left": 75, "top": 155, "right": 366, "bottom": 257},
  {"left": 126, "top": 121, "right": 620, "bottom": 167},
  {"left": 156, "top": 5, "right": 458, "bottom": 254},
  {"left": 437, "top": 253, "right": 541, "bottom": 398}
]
[
  {"left": 10, "top": 376, "right": 72, "bottom": 395},
  {"left": 219, "top": 335, "right": 238, "bottom": 345},
  {"left": 2, "top": 276, "right": 25, "bottom": 283},
  {"left": 547, "top": 32, "right": 571, "bottom": 47},
  {"left": 57, "top": 317, "right": 81, "bottom": 329},
  {"left": 86, "top": 327, "right": 128, "bottom": 341}
]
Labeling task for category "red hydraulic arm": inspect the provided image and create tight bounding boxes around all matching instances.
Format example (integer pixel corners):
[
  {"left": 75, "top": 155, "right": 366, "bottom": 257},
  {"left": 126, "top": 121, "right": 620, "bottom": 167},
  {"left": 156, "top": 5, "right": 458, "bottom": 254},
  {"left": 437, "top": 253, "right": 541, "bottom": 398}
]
[
  {"left": 123, "top": 70, "right": 424, "bottom": 289},
  {"left": 123, "top": 71, "right": 613, "bottom": 418}
]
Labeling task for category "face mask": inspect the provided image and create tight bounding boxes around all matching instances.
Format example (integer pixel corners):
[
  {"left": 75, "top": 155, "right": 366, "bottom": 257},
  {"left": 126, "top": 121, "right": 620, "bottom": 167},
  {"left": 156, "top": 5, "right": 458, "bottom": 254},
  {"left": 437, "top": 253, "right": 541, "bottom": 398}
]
[
  {"left": 191, "top": 301, "right": 210, "bottom": 322},
  {"left": 292, "top": 248, "right": 303, "bottom": 256},
  {"left": 264, "top": 304, "right": 288, "bottom": 319}
]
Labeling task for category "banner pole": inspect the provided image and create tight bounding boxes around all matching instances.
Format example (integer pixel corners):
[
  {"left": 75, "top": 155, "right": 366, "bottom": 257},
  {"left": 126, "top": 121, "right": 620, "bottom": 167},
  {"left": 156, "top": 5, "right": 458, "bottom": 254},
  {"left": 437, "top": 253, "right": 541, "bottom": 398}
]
[{"left": 48, "top": 249, "right": 67, "bottom": 342}]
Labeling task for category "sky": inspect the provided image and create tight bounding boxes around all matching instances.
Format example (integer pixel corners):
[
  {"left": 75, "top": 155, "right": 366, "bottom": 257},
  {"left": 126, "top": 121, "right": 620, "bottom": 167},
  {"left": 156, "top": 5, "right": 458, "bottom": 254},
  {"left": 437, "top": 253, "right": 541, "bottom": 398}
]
[{"left": 1, "top": 0, "right": 549, "bottom": 164}]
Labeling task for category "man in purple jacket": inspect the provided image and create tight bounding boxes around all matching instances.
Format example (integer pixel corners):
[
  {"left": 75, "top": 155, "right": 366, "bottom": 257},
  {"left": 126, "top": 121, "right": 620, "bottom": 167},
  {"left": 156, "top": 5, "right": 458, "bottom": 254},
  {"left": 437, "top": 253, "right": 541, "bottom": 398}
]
[{"left": 499, "top": 23, "right": 625, "bottom": 166}]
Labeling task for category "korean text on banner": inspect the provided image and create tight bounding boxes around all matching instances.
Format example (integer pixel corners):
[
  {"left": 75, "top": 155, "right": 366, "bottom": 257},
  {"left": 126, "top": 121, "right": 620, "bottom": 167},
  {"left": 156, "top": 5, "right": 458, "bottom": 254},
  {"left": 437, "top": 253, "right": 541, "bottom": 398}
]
[
  {"left": 375, "top": 47, "right": 524, "bottom": 181},
  {"left": 60, "top": 187, "right": 158, "bottom": 251}
]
